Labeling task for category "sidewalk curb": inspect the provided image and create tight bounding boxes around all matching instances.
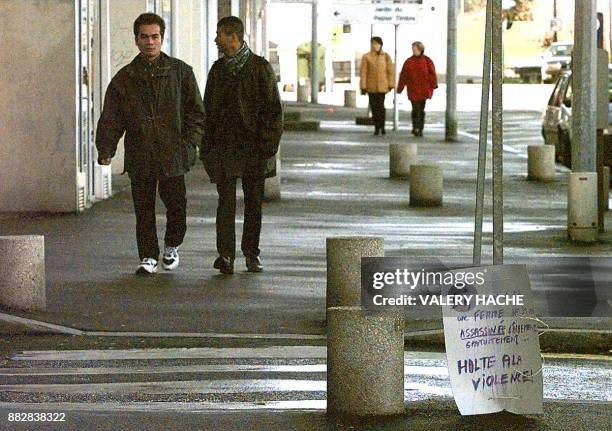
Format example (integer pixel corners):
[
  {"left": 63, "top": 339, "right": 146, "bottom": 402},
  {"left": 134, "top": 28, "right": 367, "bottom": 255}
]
[{"left": 1, "top": 312, "right": 608, "bottom": 354}]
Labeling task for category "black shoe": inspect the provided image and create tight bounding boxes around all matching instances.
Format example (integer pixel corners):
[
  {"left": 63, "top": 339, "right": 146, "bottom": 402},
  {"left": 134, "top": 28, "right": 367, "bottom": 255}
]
[
  {"left": 373, "top": 129, "right": 380, "bottom": 136},
  {"left": 213, "top": 256, "right": 234, "bottom": 274},
  {"left": 246, "top": 256, "right": 263, "bottom": 273},
  {"left": 411, "top": 129, "right": 417, "bottom": 136},
  {"left": 381, "top": 129, "right": 386, "bottom": 135},
  {"left": 416, "top": 129, "right": 424, "bottom": 137}
]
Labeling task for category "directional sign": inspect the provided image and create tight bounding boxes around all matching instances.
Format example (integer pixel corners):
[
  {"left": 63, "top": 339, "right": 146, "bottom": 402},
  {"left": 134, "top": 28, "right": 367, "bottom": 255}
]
[
  {"left": 331, "top": 3, "right": 422, "bottom": 25},
  {"left": 550, "top": 18, "right": 563, "bottom": 32}
]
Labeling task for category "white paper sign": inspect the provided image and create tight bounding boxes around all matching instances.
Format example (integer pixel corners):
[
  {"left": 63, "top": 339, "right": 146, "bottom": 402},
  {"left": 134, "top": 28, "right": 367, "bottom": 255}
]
[{"left": 441, "top": 264, "right": 543, "bottom": 415}]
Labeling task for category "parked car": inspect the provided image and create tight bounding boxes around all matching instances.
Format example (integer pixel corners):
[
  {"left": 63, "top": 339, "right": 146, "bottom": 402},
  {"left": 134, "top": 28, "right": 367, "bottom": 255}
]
[
  {"left": 540, "top": 42, "right": 573, "bottom": 83},
  {"left": 542, "top": 67, "right": 612, "bottom": 169},
  {"left": 512, "top": 42, "right": 573, "bottom": 84}
]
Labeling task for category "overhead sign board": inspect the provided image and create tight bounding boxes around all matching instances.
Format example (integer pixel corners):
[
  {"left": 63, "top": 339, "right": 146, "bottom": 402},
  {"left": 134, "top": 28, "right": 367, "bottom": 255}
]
[{"left": 331, "top": 3, "right": 422, "bottom": 25}]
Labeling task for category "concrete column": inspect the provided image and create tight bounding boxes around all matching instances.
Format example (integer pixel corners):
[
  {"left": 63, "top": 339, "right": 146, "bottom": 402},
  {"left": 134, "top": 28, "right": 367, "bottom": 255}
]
[
  {"left": 604, "top": 166, "right": 610, "bottom": 211},
  {"left": 527, "top": 145, "right": 556, "bottom": 181},
  {"left": 327, "top": 306, "right": 405, "bottom": 417},
  {"left": 261, "top": 0, "right": 269, "bottom": 59},
  {"left": 409, "top": 164, "right": 443, "bottom": 207},
  {"left": 344, "top": 90, "right": 356, "bottom": 108},
  {"left": 572, "top": 0, "right": 597, "bottom": 171},
  {"left": 171, "top": 0, "right": 179, "bottom": 57},
  {"left": 568, "top": 172, "right": 598, "bottom": 242},
  {"left": 0, "top": 1, "right": 79, "bottom": 212},
  {"left": 310, "top": 0, "right": 318, "bottom": 104},
  {"left": 0, "top": 236, "right": 46, "bottom": 311},
  {"left": 445, "top": 0, "right": 458, "bottom": 141},
  {"left": 264, "top": 148, "right": 281, "bottom": 201},
  {"left": 390, "top": 143, "right": 417, "bottom": 178},
  {"left": 326, "top": 237, "right": 384, "bottom": 310},
  {"left": 205, "top": 0, "right": 219, "bottom": 80},
  {"left": 297, "top": 82, "right": 310, "bottom": 103},
  {"left": 230, "top": 0, "right": 239, "bottom": 16}
]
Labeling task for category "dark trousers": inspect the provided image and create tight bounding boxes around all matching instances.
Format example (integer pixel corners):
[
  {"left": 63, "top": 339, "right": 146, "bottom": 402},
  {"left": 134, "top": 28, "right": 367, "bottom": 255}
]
[
  {"left": 216, "top": 176, "right": 265, "bottom": 260},
  {"left": 130, "top": 174, "right": 187, "bottom": 260},
  {"left": 411, "top": 100, "right": 427, "bottom": 131},
  {"left": 368, "top": 92, "right": 386, "bottom": 131}
]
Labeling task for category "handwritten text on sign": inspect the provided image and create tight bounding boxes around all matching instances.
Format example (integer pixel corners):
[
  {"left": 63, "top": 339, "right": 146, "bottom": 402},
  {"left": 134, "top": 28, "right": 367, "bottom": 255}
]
[{"left": 442, "top": 265, "right": 543, "bottom": 416}]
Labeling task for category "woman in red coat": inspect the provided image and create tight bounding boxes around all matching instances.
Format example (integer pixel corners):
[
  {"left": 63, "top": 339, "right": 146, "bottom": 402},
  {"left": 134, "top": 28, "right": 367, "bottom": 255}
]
[{"left": 397, "top": 41, "right": 438, "bottom": 137}]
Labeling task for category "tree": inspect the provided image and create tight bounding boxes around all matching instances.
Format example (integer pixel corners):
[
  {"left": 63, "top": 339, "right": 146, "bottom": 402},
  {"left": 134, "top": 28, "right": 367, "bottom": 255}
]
[{"left": 505, "top": 0, "right": 534, "bottom": 22}]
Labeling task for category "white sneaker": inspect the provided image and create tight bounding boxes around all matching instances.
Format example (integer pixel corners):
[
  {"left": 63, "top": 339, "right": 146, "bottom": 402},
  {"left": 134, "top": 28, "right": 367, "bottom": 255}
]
[
  {"left": 136, "top": 258, "right": 158, "bottom": 275},
  {"left": 162, "top": 246, "right": 179, "bottom": 271}
]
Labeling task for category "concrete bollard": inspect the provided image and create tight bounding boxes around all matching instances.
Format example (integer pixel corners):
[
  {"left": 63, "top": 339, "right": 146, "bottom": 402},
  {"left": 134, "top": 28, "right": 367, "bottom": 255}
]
[
  {"left": 0, "top": 236, "right": 46, "bottom": 311},
  {"left": 344, "top": 90, "right": 357, "bottom": 108},
  {"left": 264, "top": 148, "right": 281, "bottom": 201},
  {"left": 603, "top": 166, "right": 610, "bottom": 211},
  {"left": 327, "top": 306, "right": 405, "bottom": 417},
  {"left": 527, "top": 145, "right": 556, "bottom": 181},
  {"left": 568, "top": 172, "right": 598, "bottom": 242},
  {"left": 390, "top": 143, "right": 417, "bottom": 178},
  {"left": 326, "top": 237, "right": 384, "bottom": 310},
  {"left": 409, "top": 164, "right": 443, "bottom": 207},
  {"left": 297, "top": 84, "right": 310, "bottom": 103}
]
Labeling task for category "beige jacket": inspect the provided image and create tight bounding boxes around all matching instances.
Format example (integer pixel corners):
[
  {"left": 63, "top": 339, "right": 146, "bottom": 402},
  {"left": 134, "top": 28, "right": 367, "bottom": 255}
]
[{"left": 360, "top": 51, "right": 395, "bottom": 93}]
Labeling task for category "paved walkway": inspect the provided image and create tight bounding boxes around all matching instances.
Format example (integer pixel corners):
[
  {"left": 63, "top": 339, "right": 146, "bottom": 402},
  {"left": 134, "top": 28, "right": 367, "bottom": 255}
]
[{"left": 0, "top": 106, "right": 610, "bottom": 334}]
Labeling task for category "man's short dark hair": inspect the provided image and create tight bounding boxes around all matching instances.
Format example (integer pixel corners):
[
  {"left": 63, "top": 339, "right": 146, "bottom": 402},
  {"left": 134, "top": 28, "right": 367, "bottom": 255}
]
[
  {"left": 371, "top": 36, "right": 383, "bottom": 46},
  {"left": 133, "top": 13, "right": 166, "bottom": 39},
  {"left": 218, "top": 16, "right": 244, "bottom": 41}
]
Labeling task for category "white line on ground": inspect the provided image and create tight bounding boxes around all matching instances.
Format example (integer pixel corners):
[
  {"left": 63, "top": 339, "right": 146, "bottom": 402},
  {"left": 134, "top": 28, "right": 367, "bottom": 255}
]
[
  {"left": 10, "top": 346, "right": 328, "bottom": 361},
  {"left": 0, "top": 379, "right": 328, "bottom": 395}
]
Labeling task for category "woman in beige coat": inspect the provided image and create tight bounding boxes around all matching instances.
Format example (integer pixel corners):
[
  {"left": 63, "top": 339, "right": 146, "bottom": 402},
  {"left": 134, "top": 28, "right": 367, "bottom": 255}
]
[{"left": 360, "top": 37, "right": 395, "bottom": 135}]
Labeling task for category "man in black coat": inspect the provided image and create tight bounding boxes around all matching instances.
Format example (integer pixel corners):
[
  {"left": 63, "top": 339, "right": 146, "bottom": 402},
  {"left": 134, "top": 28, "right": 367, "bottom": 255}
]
[
  {"left": 96, "top": 13, "right": 205, "bottom": 275},
  {"left": 201, "top": 16, "right": 283, "bottom": 274}
]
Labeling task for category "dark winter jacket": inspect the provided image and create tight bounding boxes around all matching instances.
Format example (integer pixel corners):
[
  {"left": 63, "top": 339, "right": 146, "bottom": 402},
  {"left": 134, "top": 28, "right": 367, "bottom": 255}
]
[
  {"left": 96, "top": 53, "right": 205, "bottom": 177},
  {"left": 200, "top": 54, "right": 283, "bottom": 183}
]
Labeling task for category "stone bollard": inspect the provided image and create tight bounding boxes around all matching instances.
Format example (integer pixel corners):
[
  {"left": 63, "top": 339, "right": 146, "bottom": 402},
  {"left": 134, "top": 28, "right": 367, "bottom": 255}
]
[
  {"left": 527, "top": 145, "right": 556, "bottom": 181},
  {"left": 390, "top": 143, "right": 417, "bottom": 178},
  {"left": 327, "top": 306, "right": 405, "bottom": 417},
  {"left": 326, "top": 237, "right": 384, "bottom": 310},
  {"left": 568, "top": 172, "right": 598, "bottom": 242},
  {"left": 297, "top": 84, "right": 310, "bottom": 103},
  {"left": 326, "top": 236, "right": 385, "bottom": 308},
  {"left": 0, "top": 236, "right": 46, "bottom": 311},
  {"left": 264, "top": 148, "right": 281, "bottom": 201},
  {"left": 344, "top": 90, "right": 357, "bottom": 108},
  {"left": 409, "top": 164, "right": 443, "bottom": 207},
  {"left": 603, "top": 166, "right": 610, "bottom": 211}
]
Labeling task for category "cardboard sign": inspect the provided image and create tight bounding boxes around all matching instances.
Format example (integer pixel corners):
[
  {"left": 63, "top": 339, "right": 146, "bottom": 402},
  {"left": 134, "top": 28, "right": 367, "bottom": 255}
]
[{"left": 441, "top": 265, "right": 543, "bottom": 415}]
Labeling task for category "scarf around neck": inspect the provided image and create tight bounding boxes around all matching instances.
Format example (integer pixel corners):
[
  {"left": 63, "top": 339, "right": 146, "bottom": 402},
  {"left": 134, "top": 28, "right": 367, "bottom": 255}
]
[{"left": 224, "top": 42, "right": 252, "bottom": 76}]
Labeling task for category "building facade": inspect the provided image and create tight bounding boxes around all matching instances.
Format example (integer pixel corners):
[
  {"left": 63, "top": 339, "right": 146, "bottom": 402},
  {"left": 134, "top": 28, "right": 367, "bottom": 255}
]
[{"left": 0, "top": 0, "right": 268, "bottom": 213}]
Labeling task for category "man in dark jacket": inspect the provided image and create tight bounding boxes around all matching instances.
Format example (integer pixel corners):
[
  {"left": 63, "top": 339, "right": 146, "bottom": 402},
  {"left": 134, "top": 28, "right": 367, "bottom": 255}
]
[
  {"left": 201, "top": 16, "right": 283, "bottom": 274},
  {"left": 96, "top": 13, "right": 205, "bottom": 275}
]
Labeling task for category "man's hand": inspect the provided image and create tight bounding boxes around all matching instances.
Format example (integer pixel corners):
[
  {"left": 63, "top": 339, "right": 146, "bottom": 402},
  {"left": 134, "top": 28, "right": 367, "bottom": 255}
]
[
  {"left": 360, "top": 89, "right": 367, "bottom": 96},
  {"left": 98, "top": 158, "right": 112, "bottom": 166}
]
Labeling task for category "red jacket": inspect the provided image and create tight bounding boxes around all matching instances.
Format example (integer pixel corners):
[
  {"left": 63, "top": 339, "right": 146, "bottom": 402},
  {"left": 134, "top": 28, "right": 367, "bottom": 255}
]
[{"left": 397, "top": 55, "right": 438, "bottom": 102}]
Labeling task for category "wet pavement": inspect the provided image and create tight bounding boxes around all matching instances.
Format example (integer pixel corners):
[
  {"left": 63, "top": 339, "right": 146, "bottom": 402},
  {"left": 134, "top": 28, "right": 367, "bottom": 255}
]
[
  {"left": 0, "top": 347, "right": 609, "bottom": 404},
  {"left": 0, "top": 108, "right": 610, "bottom": 336},
  {"left": 1, "top": 106, "right": 611, "bottom": 430},
  {"left": 0, "top": 345, "right": 610, "bottom": 430}
]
